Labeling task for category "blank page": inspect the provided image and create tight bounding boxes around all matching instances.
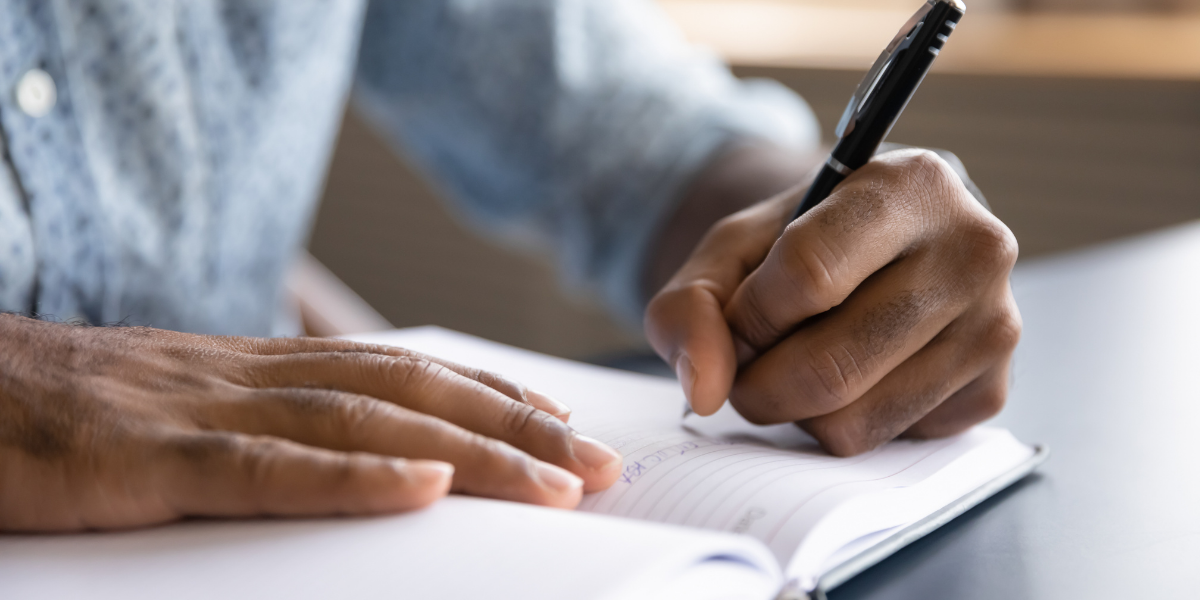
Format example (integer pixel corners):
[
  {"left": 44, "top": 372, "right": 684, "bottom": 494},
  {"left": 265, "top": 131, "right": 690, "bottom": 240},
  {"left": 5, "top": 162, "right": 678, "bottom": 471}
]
[{"left": 0, "top": 496, "right": 778, "bottom": 600}]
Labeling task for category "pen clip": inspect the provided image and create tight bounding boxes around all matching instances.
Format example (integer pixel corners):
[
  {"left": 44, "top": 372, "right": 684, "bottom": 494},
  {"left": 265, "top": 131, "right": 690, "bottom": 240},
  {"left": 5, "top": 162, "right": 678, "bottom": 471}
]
[{"left": 834, "top": 0, "right": 935, "bottom": 139}]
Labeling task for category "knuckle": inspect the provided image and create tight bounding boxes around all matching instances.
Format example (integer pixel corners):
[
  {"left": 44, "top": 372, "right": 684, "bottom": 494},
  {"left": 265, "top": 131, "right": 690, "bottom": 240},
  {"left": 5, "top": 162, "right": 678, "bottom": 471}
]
[
  {"left": 982, "top": 306, "right": 1023, "bottom": 355},
  {"left": 173, "top": 431, "right": 289, "bottom": 492},
  {"left": 882, "top": 150, "right": 969, "bottom": 221},
  {"left": 963, "top": 217, "right": 1019, "bottom": 274},
  {"left": 903, "top": 149, "right": 957, "bottom": 187},
  {"left": 327, "top": 393, "right": 381, "bottom": 439},
  {"left": 384, "top": 356, "right": 449, "bottom": 395},
  {"left": 217, "top": 356, "right": 270, "bottom": 388},
  {"left": 675, "top": 281, "right": 715, "bottom": 309},
  {"left": 472, "top": 433, "right": 509, "bottom": 459},
  {"left": 954, "top": 381, "right": 1009, "bottom": 428},
  {"left": 974, "top": 385, "right": 1008, "bottom": 421},
  {"left": 499, "top": 401, "right": 550, "bottom": 439},
  {"left": 796, "top": 344, "right": 863, "bottom": 414},
  {"left": 325, "top": 453, "right": 357, "bottom": 489},
  {"left": 230, "top": 436, "right": 276, "bottom": 483},
  {"left": 266, "top": 387, "right": 335, "bottom": 416},
  {"left": 732, "top": 286, "right": 787, "bottom": 350},
  {"left": 936, "top": 149, "right": 963, "bottom": 167},
  {"left": 473, "top": 369, "right": 527, "bottom": 402},
  {"left": 467, "top": 432, "right": 526, "bottom": 473},
  {"left": 237, "top": 337, "right": 277, "bottom": 355},
  {"left": 804, "top": 417, "right": 870, "bottom": 457},
  {"left": 776, "top": 233, "right": 843, "bottom": 314},
  {"left": 170, "top": 430, "right": 242, "bottom": 467}
]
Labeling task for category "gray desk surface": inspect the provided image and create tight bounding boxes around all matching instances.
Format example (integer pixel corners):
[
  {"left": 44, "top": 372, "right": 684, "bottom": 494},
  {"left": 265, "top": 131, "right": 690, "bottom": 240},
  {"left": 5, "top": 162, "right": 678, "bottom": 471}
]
[
  {"left": 828, "top": 222, "right": 1200, "bottom": 599},
  {"left": 604, "top": 221, "right": 1200, "bottom": 599}
]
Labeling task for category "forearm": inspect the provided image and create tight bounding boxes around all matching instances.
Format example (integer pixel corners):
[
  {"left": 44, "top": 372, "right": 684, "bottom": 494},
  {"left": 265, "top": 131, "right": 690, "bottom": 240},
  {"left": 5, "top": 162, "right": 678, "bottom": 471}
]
[{"left": 640, "top": 140, "right": 822, "bottom": 303}]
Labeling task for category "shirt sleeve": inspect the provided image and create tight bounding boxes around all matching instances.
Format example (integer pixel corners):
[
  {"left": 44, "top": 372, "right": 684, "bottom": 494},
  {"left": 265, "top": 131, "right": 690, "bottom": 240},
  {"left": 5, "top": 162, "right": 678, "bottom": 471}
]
[{"left": 353, "top": 0, "right": 820, "bottom": 324}]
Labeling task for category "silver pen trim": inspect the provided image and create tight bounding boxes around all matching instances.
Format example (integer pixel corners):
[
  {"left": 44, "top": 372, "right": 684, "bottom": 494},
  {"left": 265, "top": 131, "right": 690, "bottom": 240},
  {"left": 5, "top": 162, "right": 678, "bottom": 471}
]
[{"left": 827, "top": 156, "right": 855, "bottom": 176}]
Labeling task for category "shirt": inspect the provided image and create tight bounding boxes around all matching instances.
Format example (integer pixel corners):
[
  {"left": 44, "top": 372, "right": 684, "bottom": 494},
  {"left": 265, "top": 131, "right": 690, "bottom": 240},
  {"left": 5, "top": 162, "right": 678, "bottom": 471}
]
[{"left": 0, "top": 0, "right": 819, "bottom": 336}]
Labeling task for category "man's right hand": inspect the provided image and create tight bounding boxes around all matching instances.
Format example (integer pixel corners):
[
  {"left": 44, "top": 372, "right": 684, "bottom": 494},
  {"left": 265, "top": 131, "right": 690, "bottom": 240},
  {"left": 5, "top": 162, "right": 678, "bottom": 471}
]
[{"left": 0, "top": 315, "right": 622, "bottom": 531}]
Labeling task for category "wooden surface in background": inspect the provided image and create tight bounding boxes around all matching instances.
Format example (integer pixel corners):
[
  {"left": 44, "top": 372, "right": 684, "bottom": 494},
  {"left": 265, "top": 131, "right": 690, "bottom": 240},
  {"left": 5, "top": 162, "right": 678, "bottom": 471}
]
[
  {"left": 752, "top": 67, "right": 1200, "bottom": 258},
  {"left": 661, "top": 1, "right": 1200, "bottom": 80}
]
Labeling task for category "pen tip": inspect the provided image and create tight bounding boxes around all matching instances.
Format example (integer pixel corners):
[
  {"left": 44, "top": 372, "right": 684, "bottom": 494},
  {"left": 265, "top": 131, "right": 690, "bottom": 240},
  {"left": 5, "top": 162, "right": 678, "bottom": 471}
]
[{"left": 682, "top": 404, "right": 694, "bottom": 419}]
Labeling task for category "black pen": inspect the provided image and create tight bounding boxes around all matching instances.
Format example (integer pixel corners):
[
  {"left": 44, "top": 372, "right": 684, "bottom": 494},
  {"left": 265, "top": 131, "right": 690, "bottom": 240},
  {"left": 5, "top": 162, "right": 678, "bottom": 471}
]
[
  {"left": 792, "top": 0, "right": 965, "bottom": 220},
  {"left": 682, "top": 0, "right": 965, "bottom": 419}
]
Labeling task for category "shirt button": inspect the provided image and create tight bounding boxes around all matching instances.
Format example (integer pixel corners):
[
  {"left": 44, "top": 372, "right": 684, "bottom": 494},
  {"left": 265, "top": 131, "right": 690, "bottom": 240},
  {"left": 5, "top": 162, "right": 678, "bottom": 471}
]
[{"left": 15, "top": 69, "right": 57, "bottom": 118}]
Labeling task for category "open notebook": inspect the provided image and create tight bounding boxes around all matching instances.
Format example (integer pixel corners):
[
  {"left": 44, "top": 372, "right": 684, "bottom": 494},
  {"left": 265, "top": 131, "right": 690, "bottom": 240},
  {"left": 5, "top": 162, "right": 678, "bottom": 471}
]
[{"left": 0, "top": 327, "right": 1045, "bottom": 600}]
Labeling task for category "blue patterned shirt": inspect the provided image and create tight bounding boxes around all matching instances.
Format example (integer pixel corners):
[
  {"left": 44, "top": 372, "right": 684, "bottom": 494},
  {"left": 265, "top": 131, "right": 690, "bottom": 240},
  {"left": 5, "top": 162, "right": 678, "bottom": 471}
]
[{"left": 0, "top": 0, "right": 818, "bottom": 335}]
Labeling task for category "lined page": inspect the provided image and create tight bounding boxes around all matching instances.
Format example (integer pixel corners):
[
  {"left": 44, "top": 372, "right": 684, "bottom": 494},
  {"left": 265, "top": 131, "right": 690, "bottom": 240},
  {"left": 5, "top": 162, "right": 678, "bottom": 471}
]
[
  {"left": 576, "top": 409, "right": 1003, "bottom": 565},
  {"left": 349, "top": 328, "right": 1030, "bottom": 580}
]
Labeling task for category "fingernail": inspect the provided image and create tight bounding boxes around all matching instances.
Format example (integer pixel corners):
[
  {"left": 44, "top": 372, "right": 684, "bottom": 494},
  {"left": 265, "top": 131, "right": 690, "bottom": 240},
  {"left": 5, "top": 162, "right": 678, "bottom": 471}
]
[
  {"left": 571, "top": 434, "right": 622, "bottom": 471},
  {"left": 675, "top": 354, "right": 696, "bottom": 407},
  {"left": 535, "top": 462, "right": 583, "bottom": 494},
  {"left": 404, "top": 460, "right": 455, "bottom": 485},
  {"left": 527, "top": 389, "right": 571, "bottom": 422}
]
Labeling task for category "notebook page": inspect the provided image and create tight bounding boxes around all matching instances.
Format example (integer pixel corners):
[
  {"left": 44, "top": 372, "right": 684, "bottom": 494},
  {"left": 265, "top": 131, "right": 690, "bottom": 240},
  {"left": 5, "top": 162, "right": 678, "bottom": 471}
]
[
  {"left": 348, "top": 328, "right": 1029, "bottom": 583},
  {"left": 576, "top": 409, "right": 1006, "bottom": 567},
  {"left": 800, "top": 429, "right": 1034, "bottom": 586},
  {"left": 0, "top": 496, "right": 780, "bottom": 600}
]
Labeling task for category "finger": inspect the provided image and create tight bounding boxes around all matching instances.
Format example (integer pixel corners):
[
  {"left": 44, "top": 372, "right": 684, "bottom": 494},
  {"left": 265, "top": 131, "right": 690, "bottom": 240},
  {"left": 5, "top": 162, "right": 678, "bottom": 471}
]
[
  {"left": 644, "top": 281, "right": 738, "bottom": 416},
  {"left": 645, "top": 195, "right": 795, "bottom": 415},
  {"left": 231, "top": 354, "right": 621, "bottom": 491},
  {"left": 221, "top": 335, "right": 572, "bottom": 422},
  {"left": 723, "top": 150, "right": 977, "bottom": 360},
  {"left": 729, "top": 250, "right": 970, "bottom": 425},
  {"left": 202, "top": 388, "right": 587, "bottom": 508},
  {"left": 797, "top": 300, "right": 1020, "bottom": 456},
  {"left": 904, "top": 360, "right": 1014, "bottom": 440},
  {"left": 161, "top": 431, "right": 453, "bottom": 517}
]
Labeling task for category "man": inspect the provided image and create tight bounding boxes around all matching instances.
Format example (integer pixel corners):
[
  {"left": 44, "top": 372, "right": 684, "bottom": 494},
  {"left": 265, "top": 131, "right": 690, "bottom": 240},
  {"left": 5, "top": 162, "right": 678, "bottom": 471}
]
[{"left": 0, "top": 0, "right": 1019, "bottom": 530}]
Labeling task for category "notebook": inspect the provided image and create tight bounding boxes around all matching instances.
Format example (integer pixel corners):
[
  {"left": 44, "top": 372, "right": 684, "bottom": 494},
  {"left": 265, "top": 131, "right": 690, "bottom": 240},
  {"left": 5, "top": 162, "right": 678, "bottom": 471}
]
[{"left": 0, "top": 327, "right": 1046, "bottom": 600}]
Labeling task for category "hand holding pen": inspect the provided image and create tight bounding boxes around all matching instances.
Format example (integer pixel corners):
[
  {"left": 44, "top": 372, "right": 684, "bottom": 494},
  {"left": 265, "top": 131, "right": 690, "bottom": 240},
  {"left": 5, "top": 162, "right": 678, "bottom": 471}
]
[{"left": 645, "top": 0, "right": 1023, "bottom": 456}]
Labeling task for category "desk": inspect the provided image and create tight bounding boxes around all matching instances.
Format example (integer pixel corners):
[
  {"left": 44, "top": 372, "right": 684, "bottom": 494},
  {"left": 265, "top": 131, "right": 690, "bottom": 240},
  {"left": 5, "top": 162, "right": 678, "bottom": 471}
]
[
  {"left": 823, "top": 222, "right": 1200, "bottom": 598},
  {"left": 606, "top": 222, "right": 1200, "bottom": 595},
  {"left": 600, "top": 222, "right": 1200, "bottom": 596}
]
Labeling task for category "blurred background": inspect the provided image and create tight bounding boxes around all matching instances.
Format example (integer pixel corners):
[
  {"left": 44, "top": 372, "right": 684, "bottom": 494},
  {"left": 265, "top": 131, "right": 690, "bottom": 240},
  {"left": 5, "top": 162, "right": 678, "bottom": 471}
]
[{"left": 307, "top": 0, "right": 1200, "bottom": 360}]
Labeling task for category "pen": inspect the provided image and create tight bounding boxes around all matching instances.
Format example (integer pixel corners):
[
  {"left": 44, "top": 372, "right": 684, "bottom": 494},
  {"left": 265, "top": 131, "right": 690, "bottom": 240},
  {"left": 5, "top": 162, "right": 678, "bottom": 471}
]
[
  {"left": 683, "top": 0, "right": 965, "bottom": 419},
  {"left": 792, "top": 0, "right": 964, "bottom": 221}
]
